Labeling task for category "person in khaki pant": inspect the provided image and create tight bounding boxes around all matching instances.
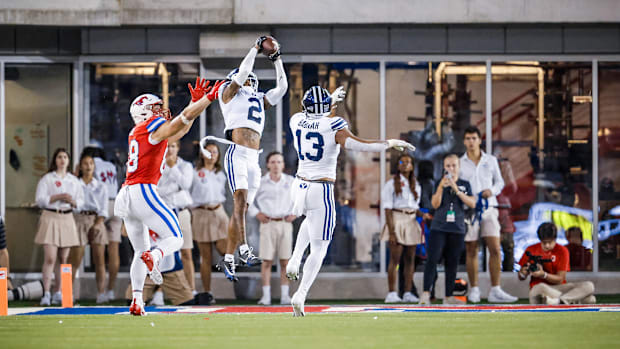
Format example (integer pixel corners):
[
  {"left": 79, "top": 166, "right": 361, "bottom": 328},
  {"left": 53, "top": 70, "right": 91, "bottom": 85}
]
[
  {"left": 249, "top": 152, "right": 296, "bottom": 305},
  {"left": 518, "top": 222, "right": 595, "bottom": 305}
]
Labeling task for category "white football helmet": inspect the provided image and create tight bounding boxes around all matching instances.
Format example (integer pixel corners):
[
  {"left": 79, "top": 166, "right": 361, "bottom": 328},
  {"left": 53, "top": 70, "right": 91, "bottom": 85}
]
[
  {"left": 129, "top": 94, "right": 171, "bottom": 124},
  {"left": 226, "top": 68, "right": 259, "bottom": 92}
]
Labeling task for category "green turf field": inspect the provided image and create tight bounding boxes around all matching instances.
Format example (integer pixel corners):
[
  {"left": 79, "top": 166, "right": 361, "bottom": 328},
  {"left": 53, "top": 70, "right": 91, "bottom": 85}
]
[{"left": 2, "top": 312, "right": 619, "bottom": 349}]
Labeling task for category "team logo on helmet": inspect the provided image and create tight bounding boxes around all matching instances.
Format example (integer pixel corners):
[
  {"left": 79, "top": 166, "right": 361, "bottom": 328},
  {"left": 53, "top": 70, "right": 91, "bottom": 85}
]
[{"left": 302, "top": 86, "right": 332, "bottom": 119}]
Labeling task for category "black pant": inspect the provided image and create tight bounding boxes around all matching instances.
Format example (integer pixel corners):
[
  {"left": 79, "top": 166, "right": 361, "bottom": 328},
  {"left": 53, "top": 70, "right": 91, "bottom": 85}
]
[{"left": 423, "top": 230, "right": 465, "bottom": 297}]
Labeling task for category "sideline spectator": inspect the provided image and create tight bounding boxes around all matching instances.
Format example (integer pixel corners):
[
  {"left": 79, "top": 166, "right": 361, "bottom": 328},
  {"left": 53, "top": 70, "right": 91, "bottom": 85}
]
[
  {"left": 420, "top": 153, "right": 475, "bottom": 305},
  {"left": 382, "top": 154, "right": 422, "bottom": 303},
  {"left": 158, "top": 140, "right": 196, "bottom": 294},
  {"left": 35, "top": 148, "right": 83, "bottom": 306},
  {"left": 460, "top": 126, "right": 517, "bottom": 303},
  {"left": 190, "top": 142, "right": 227, "bottom": 303},
  {"left": 0, "top": 216, "right": 13, "bottom": 290},
  {"left": 249, "top": 152, "right": 296, "bottom": 305},
  {"left": 69, "top": 153, "right": 109, "bottom": 303},
  {"left": 518, "top": 222, "right": 595, "bottom": 304},
  {"left": 565, "top": 226, "right": 593, "bottom": 271},
  {"left": 82, "top": 145, "right": 121, "bottom": 301}
]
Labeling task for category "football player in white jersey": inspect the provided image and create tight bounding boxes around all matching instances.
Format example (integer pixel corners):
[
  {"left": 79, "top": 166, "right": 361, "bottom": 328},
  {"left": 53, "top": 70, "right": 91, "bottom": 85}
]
[
  {"left": 208, "top": 36, "right": 288, "bottom": 281},
  {"left": 286, "top": 86, "right": 415, "bottom": 316}
]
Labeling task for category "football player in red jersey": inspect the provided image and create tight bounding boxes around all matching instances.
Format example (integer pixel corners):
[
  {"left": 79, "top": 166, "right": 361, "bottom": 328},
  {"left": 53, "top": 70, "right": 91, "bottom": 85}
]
[{"left": 115, "top": 78, "right": 224, "bottom": 316}]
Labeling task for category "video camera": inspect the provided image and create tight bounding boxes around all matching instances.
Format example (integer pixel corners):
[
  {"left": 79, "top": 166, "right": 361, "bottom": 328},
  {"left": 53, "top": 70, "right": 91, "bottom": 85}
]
[{"left": 525, "top": 251, "right": 553, "bottom": 272}]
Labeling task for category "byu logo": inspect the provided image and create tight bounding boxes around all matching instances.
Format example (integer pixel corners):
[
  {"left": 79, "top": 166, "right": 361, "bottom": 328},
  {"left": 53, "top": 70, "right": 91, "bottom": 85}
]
[{"left": 300, "top": 183, "right": 308, "bottom": 189}]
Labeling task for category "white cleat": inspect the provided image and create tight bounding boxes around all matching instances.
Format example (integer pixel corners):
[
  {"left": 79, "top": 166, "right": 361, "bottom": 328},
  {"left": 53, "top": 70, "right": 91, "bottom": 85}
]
[
  {"left": 51, "top": 291, "right": 62, "bottom": 305},
  {"left": 487, "top": 287, "right": 518, "bottom": 303},
  {"left": 384, "top": 291, "right": 403, "bottom": 303},
  {"left": 257, "top": 296, "right": 271, "bottom": 306},
  {"left": 40, "top": 292, "right": 51, "bottom": 306},
  {"left": 280, "top": 294, "right": 291, "bottom": 305},
  {"left": 402, "top": 292, "right": 419, "bottom": 303},
  {"left": 148, "top": 290, "right": 165, "bottom": 306},
  {"left": 286, "top": 260, "right": 300, "bottom": 281},
  {"left": 291, "top": 292, "right": 305, "bottom": 317},
  {"left": 96, "top": 292, "right": 108, "bottom": 304},
  {"left": 105, "top": 290, "right": 115, "bottom": 301},
  {"left": 468, "top": 286, "right": 481, "bottom": 303}
]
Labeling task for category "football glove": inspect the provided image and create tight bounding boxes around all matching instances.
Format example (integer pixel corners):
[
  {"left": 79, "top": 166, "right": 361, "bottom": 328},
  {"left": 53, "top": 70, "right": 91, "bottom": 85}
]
[{"left": 387, "top": 139, "right": 416, "bottom": 152}]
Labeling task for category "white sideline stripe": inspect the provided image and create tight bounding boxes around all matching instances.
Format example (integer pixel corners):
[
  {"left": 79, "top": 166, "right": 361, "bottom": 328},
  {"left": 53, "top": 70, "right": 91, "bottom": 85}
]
[
  {"left": 321, "top": 307, "right": 367, "bottom": 313},
  {"left": 599, "top": 307, "right": 620, "bottom": 312},
  {"left": 169, "top": 307, "right": 225, "bottom": 313},
  {"left": 9, "top": 307, "right": 45, "bottom": 315}
]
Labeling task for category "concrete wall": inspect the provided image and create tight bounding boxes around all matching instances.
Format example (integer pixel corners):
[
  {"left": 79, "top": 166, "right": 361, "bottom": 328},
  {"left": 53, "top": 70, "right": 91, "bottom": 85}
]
[{"left": 1, "top": 0, "right": 620, "bottom": 26}]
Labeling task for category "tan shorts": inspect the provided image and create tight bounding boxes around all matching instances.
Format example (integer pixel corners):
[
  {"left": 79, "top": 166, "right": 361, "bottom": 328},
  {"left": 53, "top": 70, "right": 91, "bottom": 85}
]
[
  {"left": 74, "top": 213, "right": 108, "bottom": 245},
  {"left": 105, "top": 199, "right": 122, "bottom": 243},
  {"left": 465, "top": 208, "right": 501, "bottom": 242},
  {"left": 191, "top": 206, "right": 228, "bottom": 243},
  {"left": 124, "top": 269, "right": 194, "bottom": 306},
  {"left": 380, "top": 211, "right": 423, "bottom": 246},
  {"left": 177, "top": 208, "right": 193, "bottom": 250},
  {"left": 259, "top": 220, "right": 293, "bottom": 261},
  {"left": 34, "top": 210, "right": 80, "bottom": 248}
]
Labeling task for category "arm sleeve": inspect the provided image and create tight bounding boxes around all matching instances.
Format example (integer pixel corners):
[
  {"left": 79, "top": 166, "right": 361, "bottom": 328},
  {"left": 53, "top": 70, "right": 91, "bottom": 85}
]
[
  {"left": 490, "top": 157, "right": 505, "bottom": 196},
  {"left": 35, "top": 176, "right": 50, "bottom": 208},
  {"left": 265, "top": 59, "right": 288, "bottom": 105},
  {"left": 381, "top": 181, "right": 394, "bottom": 209},
  {"left": 233, "top": 47, "right": 258, "bottom": 87},
  {"left": 344, "top": 137, "right": 388, "bottom": 152}
]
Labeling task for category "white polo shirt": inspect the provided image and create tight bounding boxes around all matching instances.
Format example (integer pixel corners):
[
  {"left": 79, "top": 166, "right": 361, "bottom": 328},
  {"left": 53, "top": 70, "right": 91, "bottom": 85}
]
[
  {"left": 79, "top": 177, "right": 109, "bottom": 218},
  {"left": 190, "top": 168, "right": 227, "bottom": 207},
  {"left": 459, "top": 151, "right": 504, "bottom": 207},
  {"left": 248, "top": 173, "right": 295, "bottom": 219},
  {"left": 158, "top": 157, "right": 194, "bottom": 210},
  {"left": 381, "top": 174, "right": 421, "bottom": 211},
  {"left": 35, "top": 172, "right": 84, "bottom": 211}
]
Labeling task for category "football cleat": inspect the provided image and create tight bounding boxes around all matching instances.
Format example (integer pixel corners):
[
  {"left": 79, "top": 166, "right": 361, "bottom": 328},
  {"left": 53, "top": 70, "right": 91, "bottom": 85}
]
[
  {"left": 141, "top": 251, "right": 163, "bottom": 285},
  {"left": 129, "top": 298, "right": 147, "bottom": 316},
  {"left": 286, "top": 260, "right": 300, "bottom": 281},
  {"left": 239, "top": 247, "right": 262, "bottom": 267},
  {"left": 216, "top": 258, "right": 239, "bottom": 282},
  {"left": 291, "top": 292, "right": 305, "bottom": 317}
]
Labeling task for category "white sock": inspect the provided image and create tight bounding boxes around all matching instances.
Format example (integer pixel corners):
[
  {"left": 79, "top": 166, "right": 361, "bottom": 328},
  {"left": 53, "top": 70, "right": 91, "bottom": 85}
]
[
  {"left": 224, "top": 254, "right": 235, "bottom": 263},
  {"left": 491, "top": 286, "right": 501, "bottom": 292},
  {"left": 156, "top": 236, "right": 182, "bottom": 257},
  {"left": 290, "top": 220, "right": 311, "bottom": 266},
  {"left": 132, "top": 290, "right": 143, "bottom": 303},
  {"left": 281, "top": 285, "right": 289, "bottom": 298},
  {"left": 262, "top": 285, "right": 271, "bottom": 299},
  {"left": 130, "top": 253, "right": 147, "bottom": 297},
  {"left": 239, "top": 244, "right": 250, "bottom": 256},
  {"left": 472, "top": 286, "right": 480, "bottom": 292},
  {"left": 297, "top": 239, "right": 330, "bottom": 299}
]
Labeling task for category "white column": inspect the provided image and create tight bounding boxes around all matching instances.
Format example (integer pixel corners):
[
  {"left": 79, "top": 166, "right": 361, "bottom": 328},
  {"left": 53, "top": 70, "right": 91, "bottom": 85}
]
[
  {"left": 592, "top": 59, "right": 599, "bottom": 273},
  {"left": 379, "top": 60, "right": 387, "bottom": 274},
  {"left": 485, "top": 60, "right": 492, "bottom": 154},
  {"left": 72, "top": 62, "right": 80, "bottom": 168},
  {"left": 0, "top": 61, "right": 5, "bottom": 218}
]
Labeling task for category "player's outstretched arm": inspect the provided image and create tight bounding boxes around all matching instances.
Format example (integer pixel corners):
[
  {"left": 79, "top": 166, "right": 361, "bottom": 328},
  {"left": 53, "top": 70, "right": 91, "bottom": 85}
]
[
  {"left": 152, "top": 79, "right": 224, "bottom": 143},
  {"left": 221, "top": 40, "right": 261, "bottom": 103},
  {"left": 264, "top": 41, "right": 287, "bottom": 109},
  {"left": 334, "top": 128, "right": 416, "bottom": 153}
]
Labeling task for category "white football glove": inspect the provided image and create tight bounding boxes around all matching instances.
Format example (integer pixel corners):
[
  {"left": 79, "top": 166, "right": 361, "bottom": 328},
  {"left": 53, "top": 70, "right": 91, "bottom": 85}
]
[
  {"left": 199, "top": 137, "right": 212, "bottom": 159},
  {"left": 330, "top": 86, "right": 346, "bottom": 106},
  {"left": 387, "top": 139, "right": 416, "bottom": 152}
]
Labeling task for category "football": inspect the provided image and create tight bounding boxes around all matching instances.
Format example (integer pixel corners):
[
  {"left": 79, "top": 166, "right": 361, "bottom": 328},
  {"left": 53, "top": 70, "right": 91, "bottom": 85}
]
[{"left": 260, "top": 36, "right": 279, "bottom": 56}]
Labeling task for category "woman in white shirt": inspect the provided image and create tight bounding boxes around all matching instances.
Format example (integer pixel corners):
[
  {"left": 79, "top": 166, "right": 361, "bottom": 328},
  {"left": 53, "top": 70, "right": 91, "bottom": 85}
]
[
  {"left": 69, "top": 153, "right": 109, "bottom": 303},
  {"left": 190, "top": 142, "right": 228, "bottom": 301},
  {"left": 158, "top": 140, "right": 195, "bottom": 294},
  {"left": 34, "top": 148, "right": 84, "bottom": 306},
  {"left": 381, "top": 154, "right": 422, "bottom": 304}
]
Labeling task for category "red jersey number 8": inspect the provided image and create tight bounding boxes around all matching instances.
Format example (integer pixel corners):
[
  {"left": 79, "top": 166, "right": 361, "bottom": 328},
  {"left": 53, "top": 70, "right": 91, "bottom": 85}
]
[{"left": 128, "top": 140, "right": 139, "bottom": 173}]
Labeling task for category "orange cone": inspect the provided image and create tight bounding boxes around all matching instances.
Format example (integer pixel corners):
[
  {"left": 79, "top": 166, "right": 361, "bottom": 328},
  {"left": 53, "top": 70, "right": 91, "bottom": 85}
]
[{"left": 0, "top": 268, "right": 7, "bottom": 316}]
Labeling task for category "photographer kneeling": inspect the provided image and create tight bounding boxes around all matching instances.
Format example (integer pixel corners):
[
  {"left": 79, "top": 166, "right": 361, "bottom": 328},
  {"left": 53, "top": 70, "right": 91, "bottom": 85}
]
[
  {"left": 420, "top": 153, "right": 476, "bottom": 305},
  {"left": 518, "top": 222, "right": 596, "bottom": 305}
]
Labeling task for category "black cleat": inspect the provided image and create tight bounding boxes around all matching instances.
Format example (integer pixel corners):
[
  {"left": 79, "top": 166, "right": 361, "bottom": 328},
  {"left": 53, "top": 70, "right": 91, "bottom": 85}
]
[
  {"left": 239, "top": 247, "right": 262, "bottom": 267},
  {"left": 216, "top": 259, "right": 239, "bottom": 282}
]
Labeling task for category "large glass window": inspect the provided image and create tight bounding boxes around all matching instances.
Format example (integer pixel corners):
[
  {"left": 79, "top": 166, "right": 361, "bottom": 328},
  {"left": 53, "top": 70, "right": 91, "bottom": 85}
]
[
  {"left": 284, "top": 62, "right": 381, "bottom": 271},
  {"left": 598, "top": 62, "right": 620, "bottom": 271},
  {"left": 493, "top": 62, "right": 593, "bottom": 271},
  {"left": 4, "top": 63, "right": 72, "bottom": 272}
]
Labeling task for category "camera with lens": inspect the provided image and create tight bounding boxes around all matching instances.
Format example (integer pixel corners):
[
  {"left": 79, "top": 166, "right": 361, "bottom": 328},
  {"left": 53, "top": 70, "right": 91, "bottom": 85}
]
[{"left": 525, "top": 251, "right": 552, "bottom": 272}]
